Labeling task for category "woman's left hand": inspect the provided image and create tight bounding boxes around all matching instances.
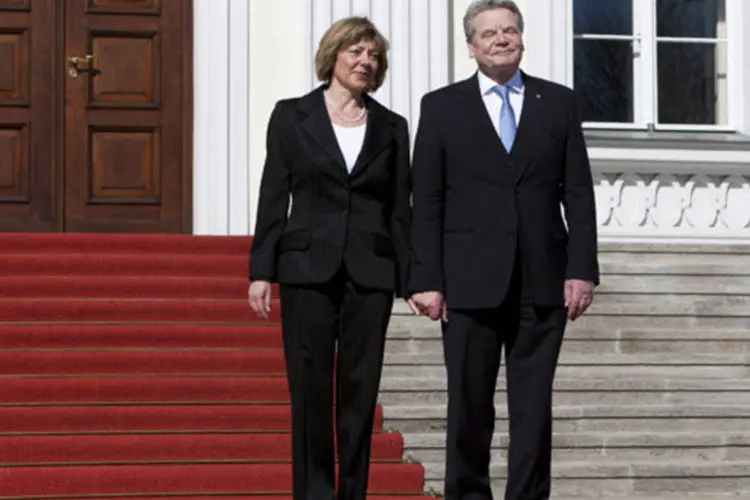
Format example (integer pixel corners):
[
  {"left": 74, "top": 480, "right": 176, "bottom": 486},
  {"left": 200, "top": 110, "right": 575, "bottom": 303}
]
[{"left": 248, "top": 280, "right": 272, "bottom": 320}]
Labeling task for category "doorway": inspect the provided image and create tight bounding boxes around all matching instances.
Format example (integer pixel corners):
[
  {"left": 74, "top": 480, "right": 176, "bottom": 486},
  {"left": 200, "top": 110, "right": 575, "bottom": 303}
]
[{"left": 0, "top": 0, "right": 192, "bottom": 233}]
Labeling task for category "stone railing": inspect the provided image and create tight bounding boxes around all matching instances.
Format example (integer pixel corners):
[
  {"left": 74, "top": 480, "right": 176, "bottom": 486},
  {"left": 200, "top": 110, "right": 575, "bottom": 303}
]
[{"left": 586, "top": 133, "right": 750, "bottom": 242}]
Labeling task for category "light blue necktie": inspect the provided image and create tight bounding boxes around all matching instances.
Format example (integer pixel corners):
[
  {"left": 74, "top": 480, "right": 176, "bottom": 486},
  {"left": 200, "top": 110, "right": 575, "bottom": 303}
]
[{"left": 493, "top": 84, "right": 516, "bottom": 152}]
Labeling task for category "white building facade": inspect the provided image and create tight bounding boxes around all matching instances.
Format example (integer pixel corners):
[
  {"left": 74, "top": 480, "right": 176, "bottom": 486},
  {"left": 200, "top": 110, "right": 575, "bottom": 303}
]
[{"left": 193, "top": 0, "right": 750, "bottom": 243}]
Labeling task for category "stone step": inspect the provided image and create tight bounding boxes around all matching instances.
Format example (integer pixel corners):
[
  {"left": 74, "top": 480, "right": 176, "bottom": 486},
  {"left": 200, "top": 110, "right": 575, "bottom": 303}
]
[
  {"left": 597, "top": 243, "right": 750, "bottom": 255},
  {"left": 600, "top": 274, "right": 750, "bottom": 294},
  {"left": 387, "top": 243, "right": 750, "bottom": 498},
  {"left": 388, "top": 322, "right": 750, "bottom": 341},
  {"left": 552, "top": 496, "right": 738, "bottom": 500},
  {"left": 560, "top": 314, "right": 750, "bottom": 330},
  {"left": 380, "top": 375, "right": 750, "bottom": 392},
  {"left": 405, "top": 429, "right": 750, "bottom": 449},
  {"left": 598, "top": 250, "right": 750, "bottom": 275},
  {"left": 389, "top": 320, "right": 750, "bottom": 342},
  {"left": 610, "top": 329, "right": 750, "bottom": 355},
  {"left": 381, "top": 352, "right": 748, "bottom": 378},
  {"left": 547, "top": 497, "right": 741, "bottom": 500},
  {"left": 392, "top": 296, "right": 750, "bottom": 321},
  {"left": 387, "top": 323, "right": 750, "bottom": 355},
  {"left": 379, "top": 387, "right": 750, "bottom": 407},
  {"left": 383, "top": 351, "right": 748, "bottom": 366},
  {"left": 378, "top": 376, "right": 750, "bottom": 406},
  {"left": 386, "top": 333, "right": 750, "bottom": 355},
  {"left": 414, "top": 445, "right": 748, "bottom": 466},
  {"left": 381, "top": 403, "right": 750, "bottom": 433},
  {"left": 584, "top": 293, "right": 750, "bottom": 316},
  {"left": 422, "top": 460, "right": 750, "bottom": 497},
  {"left": 401, "top": 431, "right": 750, "bottom": 463},
  {"left": 382, "top": 364, "right": 742, "bottom": 379}
]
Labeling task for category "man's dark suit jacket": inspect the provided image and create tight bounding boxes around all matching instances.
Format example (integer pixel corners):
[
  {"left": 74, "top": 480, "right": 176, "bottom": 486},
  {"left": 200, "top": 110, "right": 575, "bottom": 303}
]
[
  {"left": 249, "top": 86, "right": 412, "bottom": 297},
  {"left": 408, "top": 72, "right": 599, "bottom": 309}
]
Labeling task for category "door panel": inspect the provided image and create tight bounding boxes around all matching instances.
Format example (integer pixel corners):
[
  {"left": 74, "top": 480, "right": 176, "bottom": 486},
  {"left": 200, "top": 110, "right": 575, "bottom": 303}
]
[
  {"left": 0, "top": 0, "right": 58, "bottom": 231},
  {"left": 87, "top": 0, "right": 161, "bottom": 15},
  {"left": 64, "top": 0, "right": 189, "bottom": 233}
]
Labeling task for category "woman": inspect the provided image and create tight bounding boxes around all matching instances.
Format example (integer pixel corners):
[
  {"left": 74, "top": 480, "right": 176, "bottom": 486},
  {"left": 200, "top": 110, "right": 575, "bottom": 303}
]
[{"left": 247, "top": 16, "right": 411, "bottom": 500}]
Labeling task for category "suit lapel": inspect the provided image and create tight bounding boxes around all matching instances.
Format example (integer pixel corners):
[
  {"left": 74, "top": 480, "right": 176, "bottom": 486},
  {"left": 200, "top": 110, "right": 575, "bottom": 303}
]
[
  {"left": 298, "top": 86, "right": 347, "bottom": 172},
  {"left": 297, "top": 87, "right": 394, "bottom": 178},
  {"left": 350, "top": 96, "right": 393, "bottom": 178},
  {"left": 458, "top": 75, "right": 508, "bottom": 160},
  {"left": 510, "top": 73, "right": 545, "bottom": 182},
  {"left": 459, "top": 72, "right": 548, "bottom": 183}
]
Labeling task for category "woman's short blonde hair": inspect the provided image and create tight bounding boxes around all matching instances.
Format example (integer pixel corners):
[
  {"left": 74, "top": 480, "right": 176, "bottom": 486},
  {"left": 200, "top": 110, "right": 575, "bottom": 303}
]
[{"left": 314, "top": 17, "right": 389, "bottom": 93}]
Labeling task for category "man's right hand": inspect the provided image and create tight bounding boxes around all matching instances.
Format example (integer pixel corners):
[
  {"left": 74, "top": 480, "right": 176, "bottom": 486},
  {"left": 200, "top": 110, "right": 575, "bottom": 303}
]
[
  {"left": 407, "top": 291, "right": 447, "bottom": 322},
  {"left": 248, "top": 280, "right": 272, "bottom": 320}
]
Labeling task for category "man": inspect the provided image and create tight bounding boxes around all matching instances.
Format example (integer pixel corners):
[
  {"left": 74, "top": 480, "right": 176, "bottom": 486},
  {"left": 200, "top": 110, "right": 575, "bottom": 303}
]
[{"left": 406, "top": 1, "right": 599, "bottom": 499}]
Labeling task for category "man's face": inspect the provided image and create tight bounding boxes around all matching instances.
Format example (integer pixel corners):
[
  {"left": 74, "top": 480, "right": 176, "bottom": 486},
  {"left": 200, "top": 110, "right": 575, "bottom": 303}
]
[{"left": 467, "top": 8, "right": 524, "bottom": 73}]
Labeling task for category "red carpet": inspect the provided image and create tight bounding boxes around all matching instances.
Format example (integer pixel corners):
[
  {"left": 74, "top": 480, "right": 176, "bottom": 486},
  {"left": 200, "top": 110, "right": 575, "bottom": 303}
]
[{"left": 0, "top": 233, "right": 428, "bottom": 499}]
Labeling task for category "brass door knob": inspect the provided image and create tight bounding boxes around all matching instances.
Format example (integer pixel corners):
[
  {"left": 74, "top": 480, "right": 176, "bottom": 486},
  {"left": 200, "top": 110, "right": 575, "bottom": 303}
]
[{"left": 68, "top": 54, "right": 97, "bottom": 78}]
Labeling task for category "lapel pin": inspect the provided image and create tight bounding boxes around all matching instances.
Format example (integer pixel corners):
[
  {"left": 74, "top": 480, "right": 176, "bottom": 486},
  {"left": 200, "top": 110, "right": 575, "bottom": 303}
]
[{"left": 536, "top": 93, "right": 541, "bottom": 99}]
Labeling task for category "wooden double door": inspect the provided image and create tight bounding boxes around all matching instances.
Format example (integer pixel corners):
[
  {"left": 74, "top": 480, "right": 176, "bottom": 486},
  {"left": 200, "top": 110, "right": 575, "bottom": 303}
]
[{"left": 0, "top": 0, "right": 192, "bottom": 233}]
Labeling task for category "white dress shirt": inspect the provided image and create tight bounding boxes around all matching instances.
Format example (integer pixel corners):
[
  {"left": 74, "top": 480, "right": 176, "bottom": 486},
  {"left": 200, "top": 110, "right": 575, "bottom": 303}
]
[
  {"left": 477, "top": 69, "right": 525, "bottom": 135},
  {"left": 332, "top": 123, "right": 366, "bottom": 173}
]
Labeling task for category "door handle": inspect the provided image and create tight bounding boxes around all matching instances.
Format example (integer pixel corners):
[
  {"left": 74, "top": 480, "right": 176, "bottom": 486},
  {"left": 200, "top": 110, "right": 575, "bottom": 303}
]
[{"left": 68, "top": 54, "right": 100, "bottom": 78}]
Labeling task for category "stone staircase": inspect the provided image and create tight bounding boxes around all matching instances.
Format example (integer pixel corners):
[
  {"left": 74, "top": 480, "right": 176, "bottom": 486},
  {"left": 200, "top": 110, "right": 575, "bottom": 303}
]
[{"left": 380, "top": 243, "right": 750, "bottom": 499}]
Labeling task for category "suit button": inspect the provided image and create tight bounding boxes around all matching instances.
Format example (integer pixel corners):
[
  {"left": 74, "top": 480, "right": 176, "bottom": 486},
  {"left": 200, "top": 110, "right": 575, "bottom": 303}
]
[
  {"left": 341, "top": 209, "right": 348, "bottom": 217},
  {"left": 507, "top": 231, "right": 516, "bottom": 237}
]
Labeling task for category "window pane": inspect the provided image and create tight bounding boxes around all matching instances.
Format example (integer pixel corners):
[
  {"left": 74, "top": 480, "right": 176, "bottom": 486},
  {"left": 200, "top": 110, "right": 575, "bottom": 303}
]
[
  {"left": 657, "top": 42, "right": 728, "bottom": 125},
  {"left": 574, "top": 39, "right": 634, "bottom": 123},
  {"left": 657, "top": 0, "right": 725, "bottom": 38},
  {"left": 573, "top": 0, "right": 632, "bottom": 35}
]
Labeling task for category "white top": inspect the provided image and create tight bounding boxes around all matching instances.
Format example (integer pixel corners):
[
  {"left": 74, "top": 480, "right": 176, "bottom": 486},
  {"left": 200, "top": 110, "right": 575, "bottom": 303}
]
[
  {"left": 477, "top": 69, "right": 525, "bottom": 135},
  {"left": 332, "top": 123, "right": 366, "bottom": 173}
]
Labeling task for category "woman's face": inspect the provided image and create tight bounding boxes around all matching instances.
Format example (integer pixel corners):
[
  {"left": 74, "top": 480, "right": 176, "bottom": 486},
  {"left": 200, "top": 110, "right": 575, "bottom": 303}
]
[{"left": 331, "top": 39, "right": 379, "bottom": 93}]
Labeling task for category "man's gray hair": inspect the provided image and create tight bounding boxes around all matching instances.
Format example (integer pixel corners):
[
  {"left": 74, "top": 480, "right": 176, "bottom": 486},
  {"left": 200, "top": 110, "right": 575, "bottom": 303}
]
[{"left": 463, "top": 0, "right": 525, "bottom": 41}]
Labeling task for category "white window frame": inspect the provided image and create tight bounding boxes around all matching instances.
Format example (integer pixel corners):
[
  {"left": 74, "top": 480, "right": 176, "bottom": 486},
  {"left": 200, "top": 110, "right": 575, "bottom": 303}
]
[{"left": 566, "top": 0, "right": 743, "bottom": 133}]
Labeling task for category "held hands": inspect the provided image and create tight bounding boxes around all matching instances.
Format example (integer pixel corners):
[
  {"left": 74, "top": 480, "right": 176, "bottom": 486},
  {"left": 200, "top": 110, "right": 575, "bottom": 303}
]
[
  {"left": 564, "top": 279, "right": 595, "bottom": 321},
  {"left": 248, "top": 280, "right": 272, "bottom": 320},
  {"left": 406, "top": 280, "right": 594, "bottom": 323},
  {"left": 407, "top": 291, "right": 448, "bottom": 322}
]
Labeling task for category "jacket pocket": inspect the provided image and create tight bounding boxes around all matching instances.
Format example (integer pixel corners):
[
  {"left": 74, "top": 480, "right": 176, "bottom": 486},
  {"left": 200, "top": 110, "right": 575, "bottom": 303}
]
[
  {"left": 372, "top": 232, "right": 395, "bottom": 257},
  {"left": 278, "top": 230, "right": 311, "bottom": 251},
  {"left": 443, "top": 227, "right": 474, "bottom": 234}
]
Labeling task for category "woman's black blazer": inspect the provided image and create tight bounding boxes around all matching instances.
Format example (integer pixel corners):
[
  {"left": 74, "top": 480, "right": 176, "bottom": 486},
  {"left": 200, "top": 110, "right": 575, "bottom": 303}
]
[{"left": 249, "top": 86, "right": 412, "bottom": 297}]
